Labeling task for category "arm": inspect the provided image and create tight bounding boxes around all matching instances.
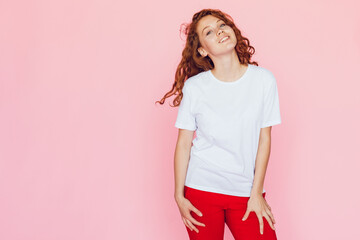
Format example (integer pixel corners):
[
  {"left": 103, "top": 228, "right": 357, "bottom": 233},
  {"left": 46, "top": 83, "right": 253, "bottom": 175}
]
[
  {"left": 174, "top": 129, "right": 205, "bottom": 233},
  {"left": 251, "top": 126, "right": 272, "bottom": 196},
  {"left": 242, "top": 126, "right": 276, "bottom": 235},
  {"left": 242, "top": 69, "right": 281, "bottom": 234},
  {"left": 174, "top": 128, "right": 194, "bottom": 202}
]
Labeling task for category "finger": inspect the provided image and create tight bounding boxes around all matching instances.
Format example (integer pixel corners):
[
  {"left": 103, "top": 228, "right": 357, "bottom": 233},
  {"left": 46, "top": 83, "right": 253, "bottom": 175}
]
[
  {"left": 263, "top": 201, "right": 275, "bottom": 223},
  {"left": 185, "top": 218, "right": 195, "bottom": 232},
  {"left": 265, "top": 208, "right": 276, "bottom": 224},
  {"left": 242, "top": 209, "right": 250, "bottom": 221},
  {"left": 186, "top": 218, "right": 199, "bottom": 233},
  {"left": 263, "top": 213, "right": 276, "bottom": 231},
  {"left": 188, "top": 215, "right": 206, "bottom": 227},
  {"left": 192, "top": 206, "right": 203, "bottom": 217},
  {"left": 265, "top": 202, "right": 271, "bottom": 211},
  {"left": 256, "top": 212, "right": 264, "bottom": 235},
  {"left": 182, "top": 218, "right": 191, "bottom": 231}
]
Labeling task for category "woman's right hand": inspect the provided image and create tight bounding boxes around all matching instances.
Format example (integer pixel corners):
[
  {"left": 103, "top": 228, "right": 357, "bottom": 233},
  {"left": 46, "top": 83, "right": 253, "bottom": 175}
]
[{"left": 175, "top": 196, "right": 206, "bottom": 233}]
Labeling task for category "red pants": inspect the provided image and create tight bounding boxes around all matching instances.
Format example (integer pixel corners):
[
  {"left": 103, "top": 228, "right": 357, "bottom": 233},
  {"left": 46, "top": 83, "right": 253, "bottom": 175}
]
[{"left": 184, "top": 186, "right": 277, "bottom": 240}]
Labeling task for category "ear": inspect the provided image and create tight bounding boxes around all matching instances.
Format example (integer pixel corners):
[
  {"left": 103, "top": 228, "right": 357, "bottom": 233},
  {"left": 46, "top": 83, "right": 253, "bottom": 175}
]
[{"left": 197, "top": 47, "right": 208, "bottom": 57}]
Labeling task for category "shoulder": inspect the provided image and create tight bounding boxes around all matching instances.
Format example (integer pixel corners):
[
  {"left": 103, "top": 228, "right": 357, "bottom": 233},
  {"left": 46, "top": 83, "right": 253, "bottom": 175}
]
[
  {"left": 250, "top": 65, "right": 277, "bottom": 89},
  {"left": 183, "top": 70, "right": 208, "bottom": 89},
  {"left": 251, "top": 65, "right": 276, "bottom": 81},
  {"left": 185, "top": 71, "right": 207, "bottom": 85}
]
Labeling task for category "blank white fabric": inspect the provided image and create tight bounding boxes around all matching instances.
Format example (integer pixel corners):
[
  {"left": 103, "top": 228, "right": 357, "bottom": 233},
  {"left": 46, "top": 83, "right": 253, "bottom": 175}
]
[{"left": 175, "top": 64, "right": 281, "bottom": 197}]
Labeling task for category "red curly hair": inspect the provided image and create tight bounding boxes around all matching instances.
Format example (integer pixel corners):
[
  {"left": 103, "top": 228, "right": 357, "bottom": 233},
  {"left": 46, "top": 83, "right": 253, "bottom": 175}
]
[{"left": 155, "top": 8, "right": 259, "bottom": 107}]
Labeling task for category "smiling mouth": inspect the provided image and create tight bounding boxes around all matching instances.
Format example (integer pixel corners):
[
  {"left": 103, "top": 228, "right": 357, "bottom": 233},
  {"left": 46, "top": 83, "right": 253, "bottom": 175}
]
[{"left": 219, "top": 36, "right": 230, "bottom": 43}]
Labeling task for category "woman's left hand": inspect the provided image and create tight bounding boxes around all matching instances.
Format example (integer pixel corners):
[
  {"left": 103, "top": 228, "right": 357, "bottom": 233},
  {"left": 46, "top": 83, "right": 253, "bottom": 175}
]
[{"left": 241, "top": 193, "right": 276, "bottom": 234}]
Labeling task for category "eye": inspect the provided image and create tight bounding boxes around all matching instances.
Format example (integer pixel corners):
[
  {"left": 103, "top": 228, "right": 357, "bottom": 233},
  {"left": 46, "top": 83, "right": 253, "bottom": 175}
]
[{"left": 206, "top": 23, "right": 226, "bottom": 36}]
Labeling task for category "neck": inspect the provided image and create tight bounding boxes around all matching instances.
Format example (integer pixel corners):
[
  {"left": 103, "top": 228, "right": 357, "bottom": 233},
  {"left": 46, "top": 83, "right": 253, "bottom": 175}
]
[{"left": 210, "top": 50, "right": 247, "bottom": 82}]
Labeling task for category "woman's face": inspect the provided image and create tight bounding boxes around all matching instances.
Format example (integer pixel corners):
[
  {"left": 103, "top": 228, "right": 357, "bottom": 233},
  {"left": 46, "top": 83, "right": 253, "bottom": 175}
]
[{"left": 196, "top": 15, "right": 237, "bottom": 58}]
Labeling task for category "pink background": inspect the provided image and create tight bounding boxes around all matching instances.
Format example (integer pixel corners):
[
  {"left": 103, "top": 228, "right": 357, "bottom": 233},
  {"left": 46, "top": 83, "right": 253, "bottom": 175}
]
[{"left": 1, "top": 0, "right": 359, "bottom": 239}]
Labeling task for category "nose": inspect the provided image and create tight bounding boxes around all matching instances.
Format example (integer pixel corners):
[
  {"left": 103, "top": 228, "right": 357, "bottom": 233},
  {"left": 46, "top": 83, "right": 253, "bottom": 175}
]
[{"left": 217, "top": 29, "right": 224, "bottom": 36}]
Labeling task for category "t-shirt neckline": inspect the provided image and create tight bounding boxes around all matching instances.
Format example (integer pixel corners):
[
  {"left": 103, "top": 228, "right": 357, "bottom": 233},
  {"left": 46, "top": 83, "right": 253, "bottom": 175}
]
[{"left": 208, "top": 64, "right": 252, "bottom": 84}]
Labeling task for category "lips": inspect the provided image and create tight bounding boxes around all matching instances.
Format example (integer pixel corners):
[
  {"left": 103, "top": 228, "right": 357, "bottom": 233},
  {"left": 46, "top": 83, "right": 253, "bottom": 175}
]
[{"left": 219, "top": 36, "right": 230, "bottom": 43}]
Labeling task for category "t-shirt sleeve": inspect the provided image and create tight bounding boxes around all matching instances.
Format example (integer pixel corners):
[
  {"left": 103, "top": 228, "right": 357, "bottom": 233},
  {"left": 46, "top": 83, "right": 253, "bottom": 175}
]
[
  {"left": 261, "top": 72, "right": 282, "bottom": 128},
  {"left": 174, "top": 82, "right": 197, "bottom": 131}
]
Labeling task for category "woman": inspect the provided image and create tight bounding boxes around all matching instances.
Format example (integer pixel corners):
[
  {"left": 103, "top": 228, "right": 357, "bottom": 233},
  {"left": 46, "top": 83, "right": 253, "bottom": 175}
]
[{"left": 157, "top": 9, "right": 281, "bottom": 240}]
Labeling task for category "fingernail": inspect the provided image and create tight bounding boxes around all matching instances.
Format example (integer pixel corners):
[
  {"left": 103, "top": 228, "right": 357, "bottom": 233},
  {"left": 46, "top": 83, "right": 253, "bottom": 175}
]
[{"left": 200, "top": 213, "right": 203, "bottom": 216}]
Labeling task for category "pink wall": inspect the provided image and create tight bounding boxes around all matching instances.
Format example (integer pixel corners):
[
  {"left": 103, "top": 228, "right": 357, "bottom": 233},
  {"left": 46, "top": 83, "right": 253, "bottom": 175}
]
[{"left": 1, "top": 0, "right": 359, "bottom": 239}]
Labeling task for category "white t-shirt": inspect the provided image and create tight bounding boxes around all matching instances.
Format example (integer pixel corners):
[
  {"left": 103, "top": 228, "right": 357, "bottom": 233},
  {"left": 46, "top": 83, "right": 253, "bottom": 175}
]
[{"left": 174, "top": 64, "right": 282, "bottom": 197}]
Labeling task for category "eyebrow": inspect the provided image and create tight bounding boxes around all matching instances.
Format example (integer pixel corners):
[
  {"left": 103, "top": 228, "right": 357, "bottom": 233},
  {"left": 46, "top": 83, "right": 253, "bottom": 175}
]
[{"left": 202, "top": 19, "right": 222, "bottom": 34}]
